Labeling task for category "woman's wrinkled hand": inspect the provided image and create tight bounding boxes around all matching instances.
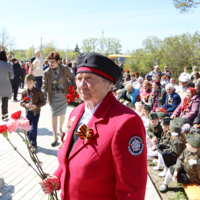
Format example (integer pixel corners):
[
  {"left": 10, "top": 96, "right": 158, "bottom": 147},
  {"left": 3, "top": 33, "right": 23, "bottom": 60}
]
[{"left": 39, "top": 175, "right": 60, "bottom": 194}]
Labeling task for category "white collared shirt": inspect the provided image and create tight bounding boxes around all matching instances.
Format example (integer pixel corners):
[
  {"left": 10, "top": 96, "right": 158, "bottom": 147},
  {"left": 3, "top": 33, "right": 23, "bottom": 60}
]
[{"left": 76, "top": 101, "right": 102, "bottom": 131}]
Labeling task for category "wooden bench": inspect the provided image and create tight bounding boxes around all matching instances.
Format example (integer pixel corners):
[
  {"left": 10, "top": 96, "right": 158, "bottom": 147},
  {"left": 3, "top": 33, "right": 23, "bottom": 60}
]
[{"left": 182, "top": 183, "right": 200, "bottom": 200}]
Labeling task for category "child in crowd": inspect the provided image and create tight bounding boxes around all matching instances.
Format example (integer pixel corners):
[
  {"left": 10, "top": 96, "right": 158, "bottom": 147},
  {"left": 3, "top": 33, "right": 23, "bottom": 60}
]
[
  {"left": 141, "top": 104, "right": 151, "bottom": 130},
  {"left": 135, "top": 102, "right": 144, "bottom": 116},
  {"left": 116, "top": 89, "right": 123, "bottom": 100},
  {"left": 159, "top": 131, "right": 200, "bottom": 192},
  {"left": 20, "top": 74, "right": 46, "bottom": 153},
  {"left": 156, "top": 111, "right": 168, "bottom": 122},
  {"left": 146, "top": 112, "right": 163, "bottom": 147},
  {"left": 147, "top": 117, "right": 172, "bottom": 160},
  {"left": 153, "top": 121, "right": 190, "bottom": 177},
  {"left": 127, "top": 102, "right": 135, "bottom": 111},
  {"left": 28, "top": 58, "right": 35, "bottom": 74}
]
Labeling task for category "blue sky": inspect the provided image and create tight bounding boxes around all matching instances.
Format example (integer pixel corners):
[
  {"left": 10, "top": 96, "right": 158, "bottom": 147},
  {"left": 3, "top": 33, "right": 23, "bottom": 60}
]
[{"left": 1, "top": 0, "right": 200, "bottom": 53}]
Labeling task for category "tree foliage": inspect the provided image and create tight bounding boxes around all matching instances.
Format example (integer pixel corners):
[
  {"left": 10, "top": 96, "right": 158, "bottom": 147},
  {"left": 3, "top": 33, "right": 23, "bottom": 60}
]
[
  {"left": 173, "top": 0, "right": 200, "bottom": 13},
  {"left": 26, "top": 46, "right": 35, "bottom": 60},
  {"left": 81, "top": 37, "right": 122, "bottom": 55},
  {"left": 74, "top": 44, "right": 80, "bottom": 53},
  {"left": 126, "top": 32, "right": 200, "bottom": 79},
  {"left": 42, "top": 41, "right": 57, "bottom": 59},
  {"left": 0, "top": 27, "right": 16, "bottom": 54}
]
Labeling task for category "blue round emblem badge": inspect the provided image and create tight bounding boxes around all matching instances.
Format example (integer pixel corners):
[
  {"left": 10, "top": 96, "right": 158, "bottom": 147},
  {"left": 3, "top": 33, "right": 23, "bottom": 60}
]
[{"left": 128, "top": 136, "right": 144, "bottom": 156}]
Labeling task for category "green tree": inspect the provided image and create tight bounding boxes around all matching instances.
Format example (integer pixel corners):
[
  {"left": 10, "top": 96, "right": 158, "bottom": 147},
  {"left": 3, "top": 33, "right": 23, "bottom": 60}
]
[
  {"left": 81, "top": 38, "right": 98, "bottom": 53},
  {"left": 74, "top": 44, "right": 80, "bottom": 53},
  {"left": 42, "top": 41, "right": 57, "bottom": 59},
  {"left": 68, "top": 51, "right": 79, "bottom": 60},
  {"left": 57, "top": 49, "right": 67, "bottom": 59},
  {"left": 173, "top": 0, "right": 200, "bottom": 13},
  {"left": 26, "top": 46, "right": 35, "bottom": 60},
  {"left": 126, "top": 32, "right": 200, "bottom": 79},
  {"left": 14, "top": 50, "right": 26, "bottom": 61}
]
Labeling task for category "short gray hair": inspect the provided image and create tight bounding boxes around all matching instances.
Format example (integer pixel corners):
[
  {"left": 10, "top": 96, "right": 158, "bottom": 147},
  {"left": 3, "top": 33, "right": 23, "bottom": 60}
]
[
  {"left": 165, "top": 83, "right": 174, "bottom": 90},
  {"left": 34, "top": 49, "right": 41, "bottom": 54},
  {"left": 154, "top": 65, "right": 159, "bottom": 69}
]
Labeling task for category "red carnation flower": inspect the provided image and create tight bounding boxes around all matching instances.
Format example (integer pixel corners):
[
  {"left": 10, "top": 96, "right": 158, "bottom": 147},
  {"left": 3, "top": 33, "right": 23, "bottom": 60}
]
[
  {"left": 11, "top": 110, "right": 21, "bottom": 119},
  {"left": 24, "top": 97, "right": 29, "bottom": 101},
  {"left": 0, "top": 124, "right": 8, "bottom": 133},
  {"left": 66, "top": 94, "right": 71, "bottom": 99},
  {"left": 75, "top": 93, "right": 79, "bottom": 98}
]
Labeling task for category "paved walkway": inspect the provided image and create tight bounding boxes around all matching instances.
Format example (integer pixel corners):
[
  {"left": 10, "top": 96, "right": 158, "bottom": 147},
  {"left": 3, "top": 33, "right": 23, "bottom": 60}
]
[{"left": 0, "top": 89, "right": 161, "bottom": 200}]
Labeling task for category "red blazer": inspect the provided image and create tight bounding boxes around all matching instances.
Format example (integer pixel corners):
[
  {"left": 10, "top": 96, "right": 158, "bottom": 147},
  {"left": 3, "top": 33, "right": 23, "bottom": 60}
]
[{"left": 53, "top": 92, "right": 147, "bottom": 200}]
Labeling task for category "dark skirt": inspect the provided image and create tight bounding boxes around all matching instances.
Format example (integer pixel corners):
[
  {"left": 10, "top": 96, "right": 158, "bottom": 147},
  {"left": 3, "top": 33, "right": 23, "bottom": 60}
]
[
  {"left": 169, "top": 166, "right": 192, "bottom": 184},
  {"left": 157, "top": 144, "right": 178, "bottom": 168}
]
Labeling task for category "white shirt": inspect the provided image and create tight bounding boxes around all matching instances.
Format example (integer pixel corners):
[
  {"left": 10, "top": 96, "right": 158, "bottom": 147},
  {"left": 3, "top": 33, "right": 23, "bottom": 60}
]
[
  {"left": 32, "top": 56, "right": 44, "bottom": 77},
  {"left": 141, "top": 116, "right": 149, "bottom": 130},
  {"left": 76, "top": 102, "right": 102, "bottom": 131}
]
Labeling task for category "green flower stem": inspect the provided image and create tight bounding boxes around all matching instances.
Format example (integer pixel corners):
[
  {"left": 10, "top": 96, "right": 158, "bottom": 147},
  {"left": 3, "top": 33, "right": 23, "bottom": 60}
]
[
  {"left": 6, "top": 138, "right": 41, "bottom": 177},
  {"left": 15, "top": 131, "right": 25, "bottom": 140}
]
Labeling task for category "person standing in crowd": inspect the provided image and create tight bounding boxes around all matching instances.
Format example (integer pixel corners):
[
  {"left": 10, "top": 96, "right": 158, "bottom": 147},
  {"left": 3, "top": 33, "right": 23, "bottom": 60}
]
[
  {"left": 128, "top": 74, "right": 138, "bottom": 88},
  {"left": 31, "top": 49, "right": 44, "bottom": 90},
  {"left": 159, "top": 83, "right": 181, "bottom": 116},
  {"left": 0, "top": 50, "right": 14, "bottom": 120},
  {"left": 7, "top": 54, "right": 12, "bottom": 63},
  {"left": 20, "top": 63, "right": 26, "bottom": 89},
  {"left": 180, "top": 67, "right": 191, "bottom": 80},
  {"left": 193, "top": 71, "right": 200, "bottom": 84},
  {"left": 66, "top": 62, "right": 73, "bottom": 74},
  {"left": 162, "top": 66, "right": 171, "bottom": 80},
  {"left": 149, "top": 65, "right": 161, "bottom": 80},
  {"left": 190, "top": 66, "right": 199, "bottom": 82},
  {"left": 171, "top": 87, "right": 200, "bottom": 125},
  {"left": 39, "top": 52, "right": 147, "bottom": 200},
  {"left": 121, "top": 82, "right": 140, "bottom": 105},
  {"left": 135, "top": 77, "right": 143, "bottom": 90},
  {"left": 176, "top": 76, "right": 188, "bottom": 101},
  {"left": 138, "top": 80, "right": 152, "bottom": 103},
  {"left": 148, "top": 80, "right": 166, "bottom": 112},
  {"left": 62, "top": 59, "right": 66, "bottom": 66},
  {"left": 160, "top": 75, "right": 168, "bottom": 88},
  {"left": 170, "top": 78, "right": 177, "bottom": 88},
  {"left": 43, "top": 60, "right": 49, "bottom": 71},
  {"left": 134, "top": 71, "right": 139, "bottom": 79},
  {"left": 10, "top": 58, "right": 23, "bottom": 101},
  {"left": 20, "top": 74, "right": 46, "bottom": 153},
  {"left": 42, "top": 51, "right": 75, "bottom": 146}
]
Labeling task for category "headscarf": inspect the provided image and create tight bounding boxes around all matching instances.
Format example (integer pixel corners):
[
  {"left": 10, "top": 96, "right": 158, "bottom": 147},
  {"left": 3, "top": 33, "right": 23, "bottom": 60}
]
[{"left": 181, "top": 87, "right": 197, "bottom": 112}]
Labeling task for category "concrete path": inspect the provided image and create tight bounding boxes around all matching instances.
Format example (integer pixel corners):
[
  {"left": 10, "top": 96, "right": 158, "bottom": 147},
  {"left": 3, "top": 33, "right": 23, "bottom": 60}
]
[{"left": 0, "top": 88, "right": 161, "bottom": 200}]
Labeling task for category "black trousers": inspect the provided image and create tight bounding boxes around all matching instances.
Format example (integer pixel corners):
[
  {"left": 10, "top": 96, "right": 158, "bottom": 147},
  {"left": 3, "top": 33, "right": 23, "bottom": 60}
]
[
  {"left": 11, "top": 80, "right": 20, "bottom": 100},
  {"left": 1, "top": 97, "right": 8, "bottom": 115},
  {"left": 20, "top": 78, "right": 25, "bottom": 88}
]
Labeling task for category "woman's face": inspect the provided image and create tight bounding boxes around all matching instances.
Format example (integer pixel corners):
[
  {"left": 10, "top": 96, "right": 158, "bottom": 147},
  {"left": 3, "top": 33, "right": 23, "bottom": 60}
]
[
  {"left": 184, "top": 68, "right": 188, "bottom": 73},
  {"left": 186, "top": 89, "right": 192, "bottom": 99},
  {"left": 143, "top": 84, "right": 148, "bottom": 91},
  {"left": 76, "top": 72, "right": 112, "bottom": 103},
  {"left": 131, "top": 76, "right": 135, "bottom": 81},
  {"left": 48, "top": 59, "right": 59, "bottom": 68},
  {"left": 152, "top": 83, "right": 159, "bottom": 91},
  {"left": 186, "top": 143, "right": 198, "bottom": 153},
  {"left": 193, "top": 68, "right": 197, "bottom": 72},
  {"left": 170, "top": 79, "right": 175, "bottom": 84},
  {"left": 28, "top": 61, "right": 33, "bottom": 68}
]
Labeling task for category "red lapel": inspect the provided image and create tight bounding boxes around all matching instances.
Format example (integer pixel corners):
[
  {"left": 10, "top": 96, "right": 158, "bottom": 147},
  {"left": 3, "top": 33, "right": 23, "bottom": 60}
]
[{"left": 68, "top": 92, "right": 117, "bottom": 160}]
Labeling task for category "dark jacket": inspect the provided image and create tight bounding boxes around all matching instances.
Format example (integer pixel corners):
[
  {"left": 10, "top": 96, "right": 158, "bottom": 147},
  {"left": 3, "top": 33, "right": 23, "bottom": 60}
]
[
  {"left": 11, "top": 63, "right": 23, "bottom": 82},
  {"left": 162, "top": 91, "right": 181, "bottom": 116},
  {"left": 147, "top": 122, "right": 163, "bottom": 138},
  {"left": 166, "top": 136, "right": 184, "bottom": 156},
  {"left": 174, "top": 149, "right": 200, "bottom": 184},
  {"left": 20, "top": 87, "right": 46, "bottom": 115},
  {"left": 21, "top": 68, "right": 26, "bottom": 79},
  {"left": 148, "top": 87, "right": 166, "bottom": 109}
]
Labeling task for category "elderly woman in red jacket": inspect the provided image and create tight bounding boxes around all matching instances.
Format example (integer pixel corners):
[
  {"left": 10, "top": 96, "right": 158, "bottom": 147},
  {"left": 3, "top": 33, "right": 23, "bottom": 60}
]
[
  {"left": 39, "top": 53, "right": 147, "bottom": 200},
  {"left": 171, "top": 87, "right": 200, "bottom": 125}
]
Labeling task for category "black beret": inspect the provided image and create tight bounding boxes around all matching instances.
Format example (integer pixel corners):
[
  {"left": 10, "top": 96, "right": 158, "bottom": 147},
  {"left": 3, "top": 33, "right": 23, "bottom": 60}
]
[
  {"left": 149, "top": 112, "right": 158, "bottom": 120},
  {"left": 76, "top": 53, "right": 122, "bottom": 84}
]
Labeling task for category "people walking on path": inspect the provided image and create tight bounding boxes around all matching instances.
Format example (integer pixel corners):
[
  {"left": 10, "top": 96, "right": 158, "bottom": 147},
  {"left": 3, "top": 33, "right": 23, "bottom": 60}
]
[
  {"left": 0, "top": 49, "right": 14, "bottom": 120},
  {"left": 42, "top": 51, "right": 75, "bottom": 146},
  {"left": 31, "top": 49, "right": 44, "bottom": 90}
]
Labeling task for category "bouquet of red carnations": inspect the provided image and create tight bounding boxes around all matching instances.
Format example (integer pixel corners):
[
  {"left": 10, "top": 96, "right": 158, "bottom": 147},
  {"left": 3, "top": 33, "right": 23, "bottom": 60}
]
[
  {"left": 0, "top": 110, "right": 58, "bottom": 200},
  {"left": 66, "top": 86, "right": 81, "bottom": 107}
]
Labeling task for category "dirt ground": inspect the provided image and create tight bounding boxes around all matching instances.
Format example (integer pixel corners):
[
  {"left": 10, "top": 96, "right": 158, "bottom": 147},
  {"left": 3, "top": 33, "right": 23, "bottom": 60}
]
[{"left": 147, "top": 158, "right": 187, "bottom": 200}]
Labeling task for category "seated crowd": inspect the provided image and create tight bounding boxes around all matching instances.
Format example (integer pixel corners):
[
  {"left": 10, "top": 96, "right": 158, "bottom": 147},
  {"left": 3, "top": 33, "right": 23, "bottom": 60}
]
[{"left": 113, "top": 65, "right": 200, "bottom": 193}]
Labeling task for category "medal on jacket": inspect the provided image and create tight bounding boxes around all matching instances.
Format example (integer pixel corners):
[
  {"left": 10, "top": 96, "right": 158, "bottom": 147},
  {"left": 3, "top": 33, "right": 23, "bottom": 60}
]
[
  {"left": 76, "top": 124, "right": 94, "bottom": 142},
  {"left": 168, "top": 97, "right": 173, "bottom": 105},
  {"left": 59, "top": 116, "right": 76, "bottom": 148}
]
